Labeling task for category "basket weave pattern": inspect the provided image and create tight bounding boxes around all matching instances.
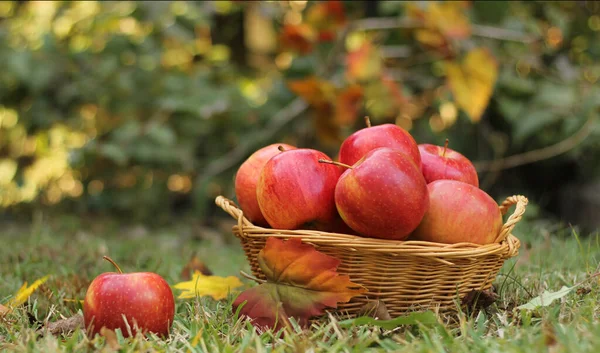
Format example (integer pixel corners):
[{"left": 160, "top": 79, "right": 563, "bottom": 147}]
[{"left": 216, "top": 195, "right": 528, "bottom": 317}]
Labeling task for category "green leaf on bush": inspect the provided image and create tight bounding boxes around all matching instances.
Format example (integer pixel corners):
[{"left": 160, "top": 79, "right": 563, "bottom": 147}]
[
  {"left": 338, "top": 311, "right": 438, "bottom": 330},
  {"left": 517, "top": 286, "right": 575, "bottom": 311}
]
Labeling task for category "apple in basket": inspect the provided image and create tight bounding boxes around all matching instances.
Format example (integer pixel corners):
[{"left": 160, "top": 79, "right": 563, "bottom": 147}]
[
  {"left": 235, "top": 143, "right": 297, "bottom": 227},
  {"left": 257, "top": 147, "right": 344, "bottom": 231},
  {"left": 411, "top": 180, "right": 502, "bottom": 245},
  {"left": 418, "top": 140, "right": 479, "bottom": 187},
  {"left": 338, "top": 117, "right": 422, "bottom": 169},
  {"left": 320, "top": 147, "right": 429, "bottom": 240}
]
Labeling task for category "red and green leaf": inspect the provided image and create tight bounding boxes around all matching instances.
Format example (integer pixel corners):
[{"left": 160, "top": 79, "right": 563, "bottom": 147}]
[{"left": 233, "top": 238, "right": 367, "bottom": 331}]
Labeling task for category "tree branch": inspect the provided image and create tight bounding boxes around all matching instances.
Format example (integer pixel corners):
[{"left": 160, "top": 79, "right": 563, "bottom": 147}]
[
  {"left": 195, "top": 97, "right": 308, "bottom": 187},
  {"left": 353, "top": 16, "right": 539, "bottom": 44},
  {"left": 474, "top": 112, "right": 598, "bottom": 173},
  {"left": 195, "top": 23, "right": 354, "bottom": 187}
]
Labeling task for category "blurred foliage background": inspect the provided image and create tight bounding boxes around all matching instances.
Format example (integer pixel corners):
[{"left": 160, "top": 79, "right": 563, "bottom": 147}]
[{"left": 0, "top": 1, "right": 599, "bottom": 229}]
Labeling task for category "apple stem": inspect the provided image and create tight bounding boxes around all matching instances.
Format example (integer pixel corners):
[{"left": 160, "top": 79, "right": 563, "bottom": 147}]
[
  {"left": 277, "top": 145, "right": 286, "bottom": 152},
  {"left": 364, "top": 116, "right": 372, "bottom": 128},
  {"left": 103, "top": 256, "right": 123, "bottom": 274},
  {"left": 442, "top": 138, "right": 449, "bottom": 158},
  {"left": 318, "top": 159, "right": 353, "bottom": 169}
]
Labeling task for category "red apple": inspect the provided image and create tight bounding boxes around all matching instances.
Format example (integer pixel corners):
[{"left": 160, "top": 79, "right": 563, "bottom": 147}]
[
  {"left": 83, "top": 257, "right": 175, "bottom": 338},
  {"left": 411, "top": 180, "right": 502, "bottom": 245},
  {"left": 257, "top": 148, "right": 343, "bottom": 231},
  {"left": 418, "top": 140, "right": 479, "bottom": 187},
  {"left": 235, "top": 143, "right": 297, "bottom": 226},
  {"left": 323, "top": 147, "right": 429, "bottom": 240},
  {"left": 338, "top": 118, "right": 421, "bottom": 169}
]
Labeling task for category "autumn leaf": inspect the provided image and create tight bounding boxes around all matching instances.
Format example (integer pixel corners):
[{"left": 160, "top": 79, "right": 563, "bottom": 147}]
[
  {"left": 279, "top": 24, "right": 317, "bottom": 54},
  {"left": 287, "top": 76, "right": 336, "bottom": 109},
  {"left": 406, "top": 2, "right": 471, "bottom": 55},
  {"left": 4, "top": 275, "right": 50, "bottom": 309},
  {"left": 445, "top": 48, "right": 498, "bottom": 122},
  {"left": 305, "top": 0, "right": 346, "bottom": 42},
  {"left": 0, "top": 304, "right": 8, "bottom": 316},
  {"left": 363, "top": 75, "right": 405, "bottom": 121},
  {"left": 346, "top": 41, "right": 383, "bottom": 82},
  {"left": 335, "top": 84, "right": 364, "bottom": 126},
  {"left": 173, "top": 271, "right": 243, "bottom": 301},
  {"left": 233, "top": 238, "right": 367, "bottom": 332},
  {"left": 180, "top": 253, "right": 213, "bottom": 281}
]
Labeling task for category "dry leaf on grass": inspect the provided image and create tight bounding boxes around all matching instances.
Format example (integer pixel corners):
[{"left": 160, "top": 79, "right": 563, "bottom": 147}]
[
  {"left": 173, "top": 271, "right": 243, "bottom": 301},
  {"left": 357, "top": 300, "right": 392, "bottom": 320},
  {"left": 1, "top": 275, "right": 50, "bottom": 318},
  {"left": 180, "top": 253, "right": 213, "bottom": 281},
  {"left": 461, "top": 288, "right": 499, "bottom": 312},
  {"left": 42, "top": 314, "right": 84, "bottom": 336},
  {"left": 100, "top": 327, "right": 121, "bottom": 351}
]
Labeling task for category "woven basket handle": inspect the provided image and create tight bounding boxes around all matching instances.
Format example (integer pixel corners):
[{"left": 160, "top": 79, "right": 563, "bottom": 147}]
[
  {"left": 495, "top": 195, "right": 529, "bottom": 243},
  {"left": 215, "top": 196, "right": 254, "bottom": 230}
]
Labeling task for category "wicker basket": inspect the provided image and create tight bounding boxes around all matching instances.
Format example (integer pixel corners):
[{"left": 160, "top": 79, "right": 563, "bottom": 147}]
[{"left": 216, "top": 194, "right": 528, "bottom": 318}]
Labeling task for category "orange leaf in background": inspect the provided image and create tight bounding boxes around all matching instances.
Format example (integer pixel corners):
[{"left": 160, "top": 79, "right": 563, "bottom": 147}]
[
  {"left": 335, "top": 85, "right": 364, "bottom": 126},
  {"left": 445, "top": 48, "right": 498, "bottom": 122},
  {"left": 406, "top": 2, "right": 471, "bottom": 55},
  {"left": 306, "top": 0, "right": 347, "bottom": 42},
  {"left": 287, "top": 76, "right": 336, "bottom": 109},
  {"left": 233, "top": 238, "right": 367, "bottom": 332},
  {"left": 346, "top": 41, "right": 383, "bottom": 82},
  {"left": 279, "top": 24, "right": 317, "bottom": 54}
]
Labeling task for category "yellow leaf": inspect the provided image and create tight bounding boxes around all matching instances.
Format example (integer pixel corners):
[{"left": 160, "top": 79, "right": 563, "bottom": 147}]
[
  {"left": 445, "top": 48, "right": 498, "bottom": 122},
  {"left": 173, "top": 271, "right": 243, "bottom": 300},
  {"left": 5, "top": 275, "right": 50, "bottom": 308},
  {"left": 406, "top": 2, "right": 471, "bottom": 53}
]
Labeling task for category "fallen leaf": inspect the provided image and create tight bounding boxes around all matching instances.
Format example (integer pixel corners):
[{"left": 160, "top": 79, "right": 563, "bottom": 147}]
[
  {"left": 100, "top": 327, "right": 121, "bottom": 351},
  {"left": 356, "top": 300, "right": 391, "bottom": 320},
  {"left": 180, "top": 253, "right": 213, "bottom": 281},
  {"left": 576, "top": 287, "right": 591, "bottom": 296},
  {"left": 461, "top": 288, "right": 499, "bottom": 312},
  {"left": 232, "top": 238, "right": 367, "bottom": 331},
  {"left": 5, "top": 275, "right": 50, "bottom": 308},
  {"left": 42, "top": 314, "right": 84, "bottom": 336},
  {"left": 306, "top": 0, "right": 346, "bottom": 42},
  {"left": 0, "top": 304, "right": 9, "bottom": 316},
  {"left": 338, "top": 311, "right": 439, "bottom": 330},
  {"left": 173, "top": 271, "right": 243, "bottom": 301},
  {"left": 445, "top": 48, "right": 498, "bottom": 122},
  {"left": 279, "top": 24, "right": 317, "bottom": 54},
  {"left": 346, "top": 41, "right": 383, "bottom": 82},
  {"left": 517, "top": 286, "right": 575, "bottom": 311}
]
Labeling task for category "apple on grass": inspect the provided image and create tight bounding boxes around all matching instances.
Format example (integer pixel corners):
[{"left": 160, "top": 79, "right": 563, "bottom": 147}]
[
  {"left": 83, "top": 256, "right": 175, "bottom": 338},
  {"left": 418, "top": 139, "right": 479, "bottom": 187},
  {"left": 320, "top": 147, "right": 429, "bottom": 240},
  {"left": 235, "top": 143, "right": 297, "bottom": 226},
  {"left": 411, "top": 180, "right": 503, "bottom": 245},
  {"left": 257, "top": 147, "right": 343, "bottom": 231},
  {"left": 338, "top": 117, "right": 422, "bottom": 170}
]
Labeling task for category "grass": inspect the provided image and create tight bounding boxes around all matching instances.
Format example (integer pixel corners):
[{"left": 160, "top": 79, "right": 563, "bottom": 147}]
[{"left": 1, "top": 212, "right": 600, "bottom": 353}]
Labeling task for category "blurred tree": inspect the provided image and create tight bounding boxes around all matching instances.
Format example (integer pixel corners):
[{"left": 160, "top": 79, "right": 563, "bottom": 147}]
[{"left": 0, "top": 1, "right": 598, "bottom": 226}]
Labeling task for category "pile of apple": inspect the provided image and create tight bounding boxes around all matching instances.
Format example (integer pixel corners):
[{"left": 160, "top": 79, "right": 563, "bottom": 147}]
[{"left": 235, "top": 119, "right": 503, "bottom": 245}]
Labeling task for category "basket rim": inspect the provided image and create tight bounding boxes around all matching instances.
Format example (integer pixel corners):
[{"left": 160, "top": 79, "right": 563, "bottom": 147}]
[{"left": 216, "top": 194, "right": 528, "bottom": 259}]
